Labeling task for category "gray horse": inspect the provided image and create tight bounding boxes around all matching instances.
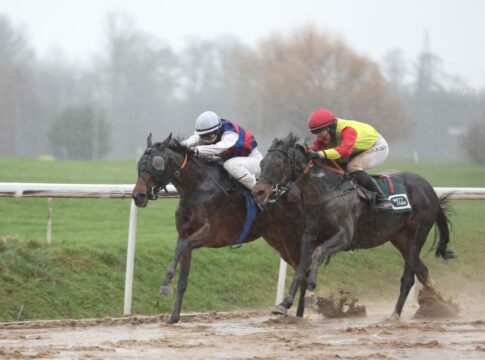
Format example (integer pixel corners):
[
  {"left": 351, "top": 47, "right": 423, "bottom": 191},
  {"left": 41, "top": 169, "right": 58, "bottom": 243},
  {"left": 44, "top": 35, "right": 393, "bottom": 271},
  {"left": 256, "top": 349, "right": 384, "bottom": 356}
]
[{"left": 252, "top": 133, "right": 454, "bottom": 320}]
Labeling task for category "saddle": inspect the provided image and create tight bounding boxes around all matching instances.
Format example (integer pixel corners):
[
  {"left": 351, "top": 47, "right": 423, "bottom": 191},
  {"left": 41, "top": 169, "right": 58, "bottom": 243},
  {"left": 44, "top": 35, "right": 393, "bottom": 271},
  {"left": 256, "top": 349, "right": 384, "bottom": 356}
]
[
  {"left": 356, "top": 175, "right": 412, "bottom": 213},
  {"left": 198, "top": 156, "right": 259, "bottom": 247}
]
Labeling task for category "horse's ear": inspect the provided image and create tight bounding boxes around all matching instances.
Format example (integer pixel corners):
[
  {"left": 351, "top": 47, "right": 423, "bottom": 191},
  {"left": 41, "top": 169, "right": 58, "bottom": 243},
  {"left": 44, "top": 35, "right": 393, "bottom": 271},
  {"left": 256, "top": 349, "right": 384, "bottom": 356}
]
[
  {"left": 158, "top": 133, "right": 172, "bottom": 149},
  {"left": 147, "top": 133, "right": 153, "bottom": 147}
]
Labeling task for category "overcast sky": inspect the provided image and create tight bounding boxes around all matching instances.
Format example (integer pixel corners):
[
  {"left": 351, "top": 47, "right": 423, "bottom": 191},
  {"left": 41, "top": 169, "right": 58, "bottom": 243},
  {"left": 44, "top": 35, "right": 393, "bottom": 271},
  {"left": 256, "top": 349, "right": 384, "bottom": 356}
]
[{"left": 2, "top": 0, "right": 484, "bottom": 89}]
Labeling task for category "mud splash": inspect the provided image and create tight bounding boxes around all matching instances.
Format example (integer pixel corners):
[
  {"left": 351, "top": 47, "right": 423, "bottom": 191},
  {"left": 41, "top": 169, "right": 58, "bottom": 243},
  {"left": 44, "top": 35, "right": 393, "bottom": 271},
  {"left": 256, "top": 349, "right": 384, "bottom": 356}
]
[
  {"left": 313, "top": 291, "right": 367, "bottom": 318},
  {"left": 414, "top": 287, "right": 460, "bottom": 319}
]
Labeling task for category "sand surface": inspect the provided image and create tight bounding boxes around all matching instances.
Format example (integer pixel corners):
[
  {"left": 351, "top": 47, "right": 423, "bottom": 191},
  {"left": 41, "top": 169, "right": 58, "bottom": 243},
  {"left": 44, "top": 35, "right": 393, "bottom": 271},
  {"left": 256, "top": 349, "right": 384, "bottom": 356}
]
[{"left": 1, "top": 297, "right": 484, "bottom": 360}]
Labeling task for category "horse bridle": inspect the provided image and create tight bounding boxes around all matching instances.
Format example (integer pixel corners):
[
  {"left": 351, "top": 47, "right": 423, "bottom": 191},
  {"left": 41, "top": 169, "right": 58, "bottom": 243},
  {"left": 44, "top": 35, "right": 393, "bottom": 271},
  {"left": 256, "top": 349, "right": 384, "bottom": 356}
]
[
  {"left": 139, "top": 145, "right": 230, "bottom": 200},
  {"left": 261, "top": 145, "right": 313, "bottom": 203},
  {"left": 139, "top": 149, "right": 188, "bottom": 200}
]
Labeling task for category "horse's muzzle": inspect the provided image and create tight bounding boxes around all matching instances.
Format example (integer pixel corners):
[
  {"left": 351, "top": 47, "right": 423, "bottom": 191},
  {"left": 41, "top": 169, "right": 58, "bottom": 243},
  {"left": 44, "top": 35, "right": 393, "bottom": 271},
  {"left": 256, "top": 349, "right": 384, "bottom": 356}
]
[{"left": 132, "top": 191, "right": 148, "bottom": 207}]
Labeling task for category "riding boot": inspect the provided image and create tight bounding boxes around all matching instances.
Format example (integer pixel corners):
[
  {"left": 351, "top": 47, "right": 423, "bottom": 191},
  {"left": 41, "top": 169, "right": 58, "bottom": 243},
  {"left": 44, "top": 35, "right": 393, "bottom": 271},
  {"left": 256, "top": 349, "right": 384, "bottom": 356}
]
[{"left": 351, "top": 170, "right": 393, "bottom": 211}]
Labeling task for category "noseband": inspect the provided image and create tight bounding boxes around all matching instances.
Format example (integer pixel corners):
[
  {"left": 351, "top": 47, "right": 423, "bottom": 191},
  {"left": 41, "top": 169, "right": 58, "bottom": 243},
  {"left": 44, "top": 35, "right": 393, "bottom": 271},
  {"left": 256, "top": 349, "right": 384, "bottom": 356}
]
[{"left": 261, "top": 145, "right": 313, "bottom": 203}]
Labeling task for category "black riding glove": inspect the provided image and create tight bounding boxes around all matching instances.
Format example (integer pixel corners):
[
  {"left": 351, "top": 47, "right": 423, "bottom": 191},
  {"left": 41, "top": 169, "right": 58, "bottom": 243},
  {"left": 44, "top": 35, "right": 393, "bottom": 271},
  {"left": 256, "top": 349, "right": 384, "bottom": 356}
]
[
  {"left": 307, "top": 150, "right": 325, "bottom": 160},
  {"left": 190, "top": 147, "right": 199, "bottom": 157}
]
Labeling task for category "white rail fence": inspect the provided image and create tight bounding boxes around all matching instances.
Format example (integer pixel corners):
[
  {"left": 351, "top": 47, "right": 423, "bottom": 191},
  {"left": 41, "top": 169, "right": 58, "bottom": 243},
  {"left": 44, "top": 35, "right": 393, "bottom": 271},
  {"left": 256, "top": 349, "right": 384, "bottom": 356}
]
[{"left": 1, "top": 182, "right": 485, "bottom": 316}]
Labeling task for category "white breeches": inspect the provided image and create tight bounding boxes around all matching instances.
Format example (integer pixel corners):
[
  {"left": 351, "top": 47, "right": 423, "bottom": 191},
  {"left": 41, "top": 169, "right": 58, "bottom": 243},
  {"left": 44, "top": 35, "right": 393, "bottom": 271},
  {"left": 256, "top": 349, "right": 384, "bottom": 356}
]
[
  {"left": 224, "top": 148, "right": 263, "bottom": 190},
  {"left": 346, "top": 135, "right": 389, "bottom": 172}
]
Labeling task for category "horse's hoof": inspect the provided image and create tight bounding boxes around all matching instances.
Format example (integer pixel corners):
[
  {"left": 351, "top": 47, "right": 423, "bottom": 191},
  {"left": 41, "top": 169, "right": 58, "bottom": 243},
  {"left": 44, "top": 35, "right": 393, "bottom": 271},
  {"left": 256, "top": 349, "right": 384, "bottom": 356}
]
[
  {"left": 272, "top": 304, "right": 288, "bottom": 315},
  {"left": 424, "top": 279, "right": 436, "bottom": 289},
  {"left": 160, "top": 284, "right": 173, "bottom": 296},
  {"left": 387, "top": 312, "right": 400, "bottom": 322},
  {"left": 304, "top": 291, "right": 318, "bottom": 306},
  {"left": 166, "top": 316, "right": 179, "bottom": 324}
]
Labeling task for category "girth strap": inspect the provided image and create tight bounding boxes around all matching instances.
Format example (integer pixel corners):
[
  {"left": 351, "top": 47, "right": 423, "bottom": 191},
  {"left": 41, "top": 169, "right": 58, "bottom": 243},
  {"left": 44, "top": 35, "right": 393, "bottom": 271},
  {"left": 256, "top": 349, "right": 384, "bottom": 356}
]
[{"left": 231, "top": 192, "right": 258, "bottom": 249}]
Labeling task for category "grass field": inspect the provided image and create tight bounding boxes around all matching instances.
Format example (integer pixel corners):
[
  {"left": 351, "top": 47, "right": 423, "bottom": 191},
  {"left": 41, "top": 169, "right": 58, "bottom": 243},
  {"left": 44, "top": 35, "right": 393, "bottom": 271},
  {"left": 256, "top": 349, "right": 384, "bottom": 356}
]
[{"left": 1, "top": 156, "right": 485, "bottom": 321}]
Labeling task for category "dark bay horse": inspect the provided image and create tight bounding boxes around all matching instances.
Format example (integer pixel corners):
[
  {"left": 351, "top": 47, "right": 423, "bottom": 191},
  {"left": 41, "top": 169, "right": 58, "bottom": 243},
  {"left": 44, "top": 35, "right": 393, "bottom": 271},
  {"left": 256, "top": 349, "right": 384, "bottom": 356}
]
[
  {"left": 132, "top": 134, "right": 306, "bottom": 323},
  {"left": 251, "top": 133, "right": 454, "bottom": 320}
]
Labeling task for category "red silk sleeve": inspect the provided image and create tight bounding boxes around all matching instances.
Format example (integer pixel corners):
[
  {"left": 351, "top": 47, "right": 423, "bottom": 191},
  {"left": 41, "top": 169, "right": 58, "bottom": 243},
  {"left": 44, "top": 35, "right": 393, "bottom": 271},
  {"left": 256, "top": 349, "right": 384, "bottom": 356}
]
[{"left": 333, "top": 127, "right": 357, "bottom": 157}]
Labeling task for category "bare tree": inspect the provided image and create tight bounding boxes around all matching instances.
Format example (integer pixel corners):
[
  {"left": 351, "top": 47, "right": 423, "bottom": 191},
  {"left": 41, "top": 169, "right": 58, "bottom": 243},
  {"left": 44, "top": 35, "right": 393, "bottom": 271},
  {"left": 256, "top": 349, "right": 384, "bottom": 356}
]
[
  {"left": 234, "top": 26, "right": 411, "bottom": 143},
  {"left": 101, "top": 12, "right": 179, "bottom": 156},
  {"left": 0, "top": 16, "right": 34, "bottom": 156},
  {"left": 173, "top": 36, "right": 249, "bottom": 135},
  {"left": 382, "top": 48, "right": 409, "bottom": 94}
]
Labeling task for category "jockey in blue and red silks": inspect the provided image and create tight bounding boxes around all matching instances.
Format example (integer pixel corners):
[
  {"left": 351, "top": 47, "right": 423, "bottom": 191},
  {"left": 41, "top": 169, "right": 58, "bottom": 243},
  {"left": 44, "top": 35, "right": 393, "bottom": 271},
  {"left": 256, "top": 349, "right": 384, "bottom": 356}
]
[{"left": 182, "top": 111, "right": 263, "bottom": 190}]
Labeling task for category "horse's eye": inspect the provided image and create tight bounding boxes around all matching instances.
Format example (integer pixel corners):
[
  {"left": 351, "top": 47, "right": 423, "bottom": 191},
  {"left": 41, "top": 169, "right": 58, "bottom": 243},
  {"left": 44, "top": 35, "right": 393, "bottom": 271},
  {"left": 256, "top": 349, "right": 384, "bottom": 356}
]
[{"left": 152, "top": 156, "right": 165, "bottom": 171}]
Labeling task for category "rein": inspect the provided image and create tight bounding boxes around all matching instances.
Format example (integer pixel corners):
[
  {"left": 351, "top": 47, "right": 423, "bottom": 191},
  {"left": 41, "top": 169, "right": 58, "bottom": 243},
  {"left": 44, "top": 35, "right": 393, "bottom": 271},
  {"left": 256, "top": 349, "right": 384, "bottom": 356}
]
[
  {"left": 188, "top": 155, "right": 230, "bottom": 196},
  {"left": 264, "top": 145, "right": 345, "bottom": 204},
  {"left": 313, "top": 159, "right": 345, "bottom": 176},
  {"left": 264, "top": 147, "right": 312, "bottom": 204}
]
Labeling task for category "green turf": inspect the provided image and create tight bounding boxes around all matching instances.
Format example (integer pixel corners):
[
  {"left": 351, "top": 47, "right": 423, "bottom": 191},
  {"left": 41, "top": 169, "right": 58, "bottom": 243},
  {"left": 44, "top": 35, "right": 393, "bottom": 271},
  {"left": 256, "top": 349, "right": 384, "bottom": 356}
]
[{"left": 0, "top": 157, "right": 484, "bottom": 321}]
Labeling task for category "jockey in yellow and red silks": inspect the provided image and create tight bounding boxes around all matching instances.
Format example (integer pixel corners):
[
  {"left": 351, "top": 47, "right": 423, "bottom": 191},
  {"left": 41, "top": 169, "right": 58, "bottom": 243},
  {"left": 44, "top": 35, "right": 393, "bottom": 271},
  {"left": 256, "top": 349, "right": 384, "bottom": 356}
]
[{"left": 306, "top": 108, "right": 392, "bottom": 210}]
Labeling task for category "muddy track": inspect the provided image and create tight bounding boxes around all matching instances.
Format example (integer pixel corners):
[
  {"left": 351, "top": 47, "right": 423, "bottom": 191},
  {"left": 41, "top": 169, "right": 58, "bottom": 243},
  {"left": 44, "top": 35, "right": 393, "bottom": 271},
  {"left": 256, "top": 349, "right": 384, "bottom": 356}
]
[{"left": 1, "top": 304, "right": 485, "bottom": 360}]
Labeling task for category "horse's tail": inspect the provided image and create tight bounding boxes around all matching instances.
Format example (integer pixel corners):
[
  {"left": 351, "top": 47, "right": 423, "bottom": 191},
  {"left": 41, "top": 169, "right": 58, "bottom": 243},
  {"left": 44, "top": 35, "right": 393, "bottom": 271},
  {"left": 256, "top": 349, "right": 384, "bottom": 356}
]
[{"left": 433, "top": 194, "right": 455, "bottom": 260}]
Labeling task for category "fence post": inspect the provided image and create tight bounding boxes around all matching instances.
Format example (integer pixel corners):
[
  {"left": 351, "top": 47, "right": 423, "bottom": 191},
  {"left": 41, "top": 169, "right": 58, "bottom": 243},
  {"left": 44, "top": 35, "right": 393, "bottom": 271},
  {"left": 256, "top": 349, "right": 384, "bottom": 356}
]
[
  {"left": 124, "top": 199, "right": 138, "bottom": 316},
  {"left": 275, "top": 259, "right": 287, "bottom": 304},
  {"left": 46, "top": 198, "right": 53, "bottom": 245}
]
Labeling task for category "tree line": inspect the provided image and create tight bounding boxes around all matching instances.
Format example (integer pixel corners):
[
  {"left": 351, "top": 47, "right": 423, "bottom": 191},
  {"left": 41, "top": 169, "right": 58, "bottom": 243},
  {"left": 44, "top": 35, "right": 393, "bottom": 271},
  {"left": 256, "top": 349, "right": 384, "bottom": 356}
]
[{"left": 1, "top": 13, "right": 483, "bottom": 162}]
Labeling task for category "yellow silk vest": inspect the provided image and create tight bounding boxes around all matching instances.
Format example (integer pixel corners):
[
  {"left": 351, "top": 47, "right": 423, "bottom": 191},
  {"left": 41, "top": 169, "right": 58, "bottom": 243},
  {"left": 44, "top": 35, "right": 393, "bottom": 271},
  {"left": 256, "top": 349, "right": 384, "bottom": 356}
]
[{"left": 324, "top": 119, "right": 379, "bottom": 159}]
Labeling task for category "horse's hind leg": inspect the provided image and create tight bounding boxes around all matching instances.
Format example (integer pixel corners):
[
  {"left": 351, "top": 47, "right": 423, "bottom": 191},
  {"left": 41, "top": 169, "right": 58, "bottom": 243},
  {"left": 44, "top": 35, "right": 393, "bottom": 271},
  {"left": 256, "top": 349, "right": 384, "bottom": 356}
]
[
  {"left": 415, "top": 258, "right": 435, "bottom": 289},
  {"left": 390, "top": 227, "right": 429, "bottom": 319}
]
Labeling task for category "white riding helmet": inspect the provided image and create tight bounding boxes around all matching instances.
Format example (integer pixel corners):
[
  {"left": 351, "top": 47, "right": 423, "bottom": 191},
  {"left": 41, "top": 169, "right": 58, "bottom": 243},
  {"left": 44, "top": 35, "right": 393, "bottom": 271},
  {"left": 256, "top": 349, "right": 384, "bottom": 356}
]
[{"left": 194, "top": 111, "right": 221, "bottom": 135}]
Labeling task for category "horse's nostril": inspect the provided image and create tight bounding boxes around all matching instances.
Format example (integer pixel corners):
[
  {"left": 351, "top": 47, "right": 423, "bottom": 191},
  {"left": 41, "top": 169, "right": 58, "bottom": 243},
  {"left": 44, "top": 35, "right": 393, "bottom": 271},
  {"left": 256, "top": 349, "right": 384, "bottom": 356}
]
[{"left": 133, "top": 192, "right": 147, "bottom": 205}]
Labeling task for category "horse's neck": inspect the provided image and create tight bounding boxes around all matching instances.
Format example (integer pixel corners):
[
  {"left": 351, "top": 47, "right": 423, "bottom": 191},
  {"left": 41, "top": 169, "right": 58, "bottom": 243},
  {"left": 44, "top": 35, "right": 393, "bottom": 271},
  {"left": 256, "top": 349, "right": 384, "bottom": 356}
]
[
  {"left": 298, "top": 165, "right": 344, "bottom": 200},
  {"left": 170, "top": 156, "right": 225, "bottom": 196}
]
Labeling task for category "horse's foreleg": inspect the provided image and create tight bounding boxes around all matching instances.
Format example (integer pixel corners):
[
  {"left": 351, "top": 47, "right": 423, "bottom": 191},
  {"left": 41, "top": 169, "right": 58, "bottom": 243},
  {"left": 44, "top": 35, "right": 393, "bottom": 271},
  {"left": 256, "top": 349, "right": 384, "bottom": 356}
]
[
  {"left": 160, "top": 223, "right": 210, "bottom": 296},
  {"left": 307, "top": 226, "right": 352, "bottom": 290},
  {"left": 295, "top": 279, "right": 307, "bottom": 317},
  {"left": 167, "top": 251, "right": 192, "bottom": 324},
  {"left": 160, "top": 239, "right": 190, "bottom": 296},
  {"left": 273, "top": 232, "right": 314, "bottom": 315},
  {"left": 307, "top": 246, "right": 324, "bottom": 291}
]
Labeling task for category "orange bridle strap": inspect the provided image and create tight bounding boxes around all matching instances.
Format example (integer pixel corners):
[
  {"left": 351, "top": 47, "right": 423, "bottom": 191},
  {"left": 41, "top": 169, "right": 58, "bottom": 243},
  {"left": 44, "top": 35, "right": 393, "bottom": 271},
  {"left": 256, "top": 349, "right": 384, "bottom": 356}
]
[
  {"left": 180, "top": 153, "right": 189, "bottom": 170},
  {"left": 298, "top": 144, "right": 344, "bottom": 176},
  {"left": 314, "top": 159, "right": 346, "bottom": 176}
]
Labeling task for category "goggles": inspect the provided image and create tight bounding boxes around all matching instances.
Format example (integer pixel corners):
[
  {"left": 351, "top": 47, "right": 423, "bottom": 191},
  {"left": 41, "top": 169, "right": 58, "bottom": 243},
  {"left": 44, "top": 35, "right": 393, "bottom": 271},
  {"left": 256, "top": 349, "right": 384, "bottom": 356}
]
[
  {"left": 200, "top": 132, "right": 218, "bottom": 143},
  {"left": 310, "top": 126, "right": 331, "bottom": 135}
]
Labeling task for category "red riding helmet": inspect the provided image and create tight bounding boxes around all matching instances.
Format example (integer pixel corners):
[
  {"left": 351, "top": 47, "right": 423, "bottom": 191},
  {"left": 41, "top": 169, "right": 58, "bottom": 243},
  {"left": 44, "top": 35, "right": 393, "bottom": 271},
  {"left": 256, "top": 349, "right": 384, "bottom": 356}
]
[{"left": 307, "top": 108, "right": 336, "bottom": 133}]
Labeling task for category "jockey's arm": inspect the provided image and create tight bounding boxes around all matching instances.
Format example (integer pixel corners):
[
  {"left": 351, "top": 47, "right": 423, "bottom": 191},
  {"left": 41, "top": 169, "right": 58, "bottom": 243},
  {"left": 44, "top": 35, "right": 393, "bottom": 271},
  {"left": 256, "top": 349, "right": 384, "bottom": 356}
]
[
  {"left": 181, "top": 134, "right": 201, "bottom": 148},
  {"left": 195, "top": 131, "right": 238, "bottom": 157},
  {"left": 319, "top": 127, "right": 357, "bottom": 160}
]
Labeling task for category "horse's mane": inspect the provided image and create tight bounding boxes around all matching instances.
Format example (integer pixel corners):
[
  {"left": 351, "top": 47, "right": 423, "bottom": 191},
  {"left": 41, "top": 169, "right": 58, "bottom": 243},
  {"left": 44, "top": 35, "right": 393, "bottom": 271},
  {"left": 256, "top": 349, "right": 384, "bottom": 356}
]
[
  {"left": 161, "top": 136, "right": 224, "bottom": 169},
  {"left": 270, "top": 132, "right": 300, "bottom": 150},
  {"left": 166, "top": 137, "right": 190, "bottom": 155}
]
